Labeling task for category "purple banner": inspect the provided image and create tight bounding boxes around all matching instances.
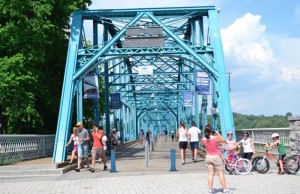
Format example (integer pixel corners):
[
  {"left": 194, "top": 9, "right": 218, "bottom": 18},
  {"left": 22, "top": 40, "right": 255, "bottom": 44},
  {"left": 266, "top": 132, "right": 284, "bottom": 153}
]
[
  {"left": 183, "top": 91, "right": 193, "bottom": 107},
  {"left": 83, "top": 73, "right": 99, "bottom": 99},
  {"left": 110, "top": 93, "right": 122, "bottom": 109},
  {"left": 195, "top": 70, "right": 210, "bottom": 95}
]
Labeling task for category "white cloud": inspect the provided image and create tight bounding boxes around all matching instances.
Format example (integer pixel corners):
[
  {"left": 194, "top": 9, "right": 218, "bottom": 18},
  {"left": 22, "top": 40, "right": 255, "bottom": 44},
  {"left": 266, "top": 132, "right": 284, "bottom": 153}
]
[
  {"left": 221, "top": 13, "right": 276, "bottom": 78},
  {"left": 280, "top": 68, "right": 300, "bottom": 82}
]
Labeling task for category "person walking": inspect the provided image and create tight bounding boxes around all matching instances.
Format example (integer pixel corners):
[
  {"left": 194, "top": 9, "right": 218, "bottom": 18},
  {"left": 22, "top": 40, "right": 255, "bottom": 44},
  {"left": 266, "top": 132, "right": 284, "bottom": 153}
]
[
  {"left": 176, "top": 121, "right": 188, "bottom": 165},
  {"left": 237, "top": 131, "right": 255, "bottom": 160},
  {"left": 90, "top": 124, "right": 107, "bottom": 172},
  {"left": 74, "top": 122, "right": 90, "bottom": 172},
  {"left": 65, "top": 127, "right": 79, "bottom": 164},
  {"left": 201, "top": 124, "right": 230, "bottom": 194},
  {"left": 139, "top": 129, "right": 144, "bottom": 145},
  {"left": 188, "top": 121, "right": 201, "bottom": 162}
]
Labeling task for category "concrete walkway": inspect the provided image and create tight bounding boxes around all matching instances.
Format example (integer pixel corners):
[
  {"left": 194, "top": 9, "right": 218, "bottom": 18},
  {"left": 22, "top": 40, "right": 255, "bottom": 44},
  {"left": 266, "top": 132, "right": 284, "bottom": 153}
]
[{"left": 1, "top": 136, "right": 299, "bottom": 193}]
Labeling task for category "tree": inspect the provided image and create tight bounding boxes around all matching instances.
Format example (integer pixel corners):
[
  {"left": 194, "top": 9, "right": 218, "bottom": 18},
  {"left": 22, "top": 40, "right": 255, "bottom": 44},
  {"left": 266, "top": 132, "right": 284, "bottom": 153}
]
[{"left": 0, "top": 0, "right": 92, "bottom": 134}]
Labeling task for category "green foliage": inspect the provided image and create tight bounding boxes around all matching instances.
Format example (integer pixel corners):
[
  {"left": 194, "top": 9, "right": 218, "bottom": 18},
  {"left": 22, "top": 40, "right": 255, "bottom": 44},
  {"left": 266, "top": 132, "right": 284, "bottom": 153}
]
[
  {"left": 0, "top": 0, "right": 91, "bottom": 134},
  {"left": 233, "top": 112, "right": 290, "bottom": 129}
]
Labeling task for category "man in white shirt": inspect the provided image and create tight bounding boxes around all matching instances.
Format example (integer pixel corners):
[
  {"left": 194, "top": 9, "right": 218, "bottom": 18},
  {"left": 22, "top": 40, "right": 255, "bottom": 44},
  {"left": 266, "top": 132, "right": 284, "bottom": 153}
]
[{"left": 188, "top": 121, "right": 201, "bottom": 162}]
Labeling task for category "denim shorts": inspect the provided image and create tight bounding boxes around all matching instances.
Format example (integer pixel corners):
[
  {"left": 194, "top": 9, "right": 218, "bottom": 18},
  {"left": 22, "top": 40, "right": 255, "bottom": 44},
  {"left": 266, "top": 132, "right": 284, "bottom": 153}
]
[
  {"left": 78, "top": 144, "right": 89, "bottom": 158},
  {"left": 190, "top": 141, "right": 199, "bottom": 149}
]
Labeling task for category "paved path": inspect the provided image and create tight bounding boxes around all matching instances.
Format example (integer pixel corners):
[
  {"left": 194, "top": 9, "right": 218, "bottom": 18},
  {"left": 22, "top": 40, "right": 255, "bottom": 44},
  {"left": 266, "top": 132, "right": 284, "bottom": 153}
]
[{"left": 1, "top": 137, "right": 299, "bottom": 193}]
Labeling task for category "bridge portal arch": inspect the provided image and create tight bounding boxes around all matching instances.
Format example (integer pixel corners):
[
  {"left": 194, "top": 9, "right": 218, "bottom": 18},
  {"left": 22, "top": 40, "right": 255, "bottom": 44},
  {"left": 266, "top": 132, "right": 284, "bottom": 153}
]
[{"left": 53, "top": 6, "right": 234, "bottom": 163}]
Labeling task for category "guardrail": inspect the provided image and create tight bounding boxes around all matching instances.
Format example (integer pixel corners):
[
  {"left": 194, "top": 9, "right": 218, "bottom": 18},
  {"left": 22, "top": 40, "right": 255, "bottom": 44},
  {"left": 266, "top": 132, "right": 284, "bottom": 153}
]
[
  {"left": 0, "top": 135, "right": 55, "bottom": 165},
  {"left": 236, "top": 128, "right": 291, "bottom": 155}
]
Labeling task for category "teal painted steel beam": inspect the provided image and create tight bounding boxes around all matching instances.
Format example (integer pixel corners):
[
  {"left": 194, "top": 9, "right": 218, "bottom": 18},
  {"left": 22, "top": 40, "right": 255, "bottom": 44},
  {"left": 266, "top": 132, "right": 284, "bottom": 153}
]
[
  {"left": 208, "top": 10, "right": 235, "bottom": 136},
  {"left": 73, "top": 12, "right": 145, "bottom": 80},
  {"left": 146, "top": 12, "right": 218, "bottom": 80},
  {"left": 53, "top": 13, "right": 83, "bottom": 163},
  {"left": 75, "top": 6, "right": 215, "bottom": 18},
  {"left": 110, "top": 81, "right": 192, "bottom": 86}
]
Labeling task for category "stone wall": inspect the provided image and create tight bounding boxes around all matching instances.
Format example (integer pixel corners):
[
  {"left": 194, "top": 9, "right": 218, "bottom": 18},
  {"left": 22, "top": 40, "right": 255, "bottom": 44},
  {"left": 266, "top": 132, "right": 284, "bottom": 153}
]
[{"left": 288, "top": 116, "right": 300, "bottom": 154}]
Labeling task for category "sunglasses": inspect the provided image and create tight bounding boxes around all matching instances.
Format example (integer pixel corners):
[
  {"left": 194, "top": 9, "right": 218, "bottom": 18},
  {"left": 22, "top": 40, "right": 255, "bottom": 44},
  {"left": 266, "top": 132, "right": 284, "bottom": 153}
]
[
  {"left": 272, "top": 138, "right": 277, "bottom": 140},
  {"left": 227, "top": 134, "right": 232, "bottom": 136}
]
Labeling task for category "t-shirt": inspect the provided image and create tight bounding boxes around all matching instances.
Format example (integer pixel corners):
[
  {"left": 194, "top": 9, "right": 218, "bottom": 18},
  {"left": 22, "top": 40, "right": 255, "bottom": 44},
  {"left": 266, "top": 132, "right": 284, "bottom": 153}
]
[
  {"left": 201, "top": 136, "right": 221, "bottom": 155},
  {"left": 188, "top": 126, "right": 201, "bottom": 142},
  {"left": 92, "top": 130, "right": 104, "bottom": 148},
  {"left": 78, "top": 128, "right": 89, "bottom": 145}
]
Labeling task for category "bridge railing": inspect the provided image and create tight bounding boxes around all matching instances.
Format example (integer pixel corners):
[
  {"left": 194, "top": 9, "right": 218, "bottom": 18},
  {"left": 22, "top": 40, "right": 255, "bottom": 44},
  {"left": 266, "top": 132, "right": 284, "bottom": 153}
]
[
  {"left": 236, "top": 128, "right": 291, "bottom": 155},
  {"left": 0, "top": 135, "right": 55, "bottom": 165}
]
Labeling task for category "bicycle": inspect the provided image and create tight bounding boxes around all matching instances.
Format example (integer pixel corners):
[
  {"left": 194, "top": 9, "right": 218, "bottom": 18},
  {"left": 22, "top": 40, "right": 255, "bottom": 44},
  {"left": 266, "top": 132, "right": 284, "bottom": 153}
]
[
  {"left": 220, "top": 150, "right": 252, "bottom": 175},
  {"left": 253, "top": 143, "right": 288, "bottom": 174},
  {"left": 284, "top": 142, "right": 300, "bottom": 174}
]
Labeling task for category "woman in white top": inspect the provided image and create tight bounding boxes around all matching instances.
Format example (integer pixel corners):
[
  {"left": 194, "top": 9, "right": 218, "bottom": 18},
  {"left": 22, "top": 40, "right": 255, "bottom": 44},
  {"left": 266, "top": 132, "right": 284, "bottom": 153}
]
[
  {"left": 65, "top": 127, "right": 79, "bottom": 164},
  {"left": 237, "top": 131, "right": 255, "bottom": 160},
  {"left": 176, "top": 121, "right": 188, "bottom": 165}
]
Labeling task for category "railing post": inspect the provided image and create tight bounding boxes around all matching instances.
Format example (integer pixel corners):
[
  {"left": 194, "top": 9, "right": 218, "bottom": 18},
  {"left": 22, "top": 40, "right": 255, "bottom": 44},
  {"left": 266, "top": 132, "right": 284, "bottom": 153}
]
[
  {"left": 110, "top": 150, "right": 116, "bottom": 172},
  {"left": 145, "top": 142, "right": 149, "bottom": 166},
  {"left": 170, "top": 149, "right": 176, "bottom": 171}
]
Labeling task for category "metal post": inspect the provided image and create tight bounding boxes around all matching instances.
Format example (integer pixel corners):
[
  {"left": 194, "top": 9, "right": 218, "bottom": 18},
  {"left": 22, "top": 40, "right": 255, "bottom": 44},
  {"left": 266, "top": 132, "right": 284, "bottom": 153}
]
[
  {"left": 145, "top": 142, "right": 149, "bottom": 166},
  {"left": 170, "top": 149, "right": 176, "bottom": 171},
  {"left": 110, "top": 150, "right": 116, "bottom": 172},
  {"left": 150, "top": 139, "right": 152, "bottom": 153}
]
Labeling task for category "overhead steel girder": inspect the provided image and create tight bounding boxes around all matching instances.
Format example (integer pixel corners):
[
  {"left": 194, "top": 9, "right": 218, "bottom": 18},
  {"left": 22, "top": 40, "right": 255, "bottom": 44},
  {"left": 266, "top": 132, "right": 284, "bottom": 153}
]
[
  {"left": 75, "top": 6, "right": 215, "bottom": 18},
  {"left": 73, "top": 12, "right": 145, "bottom": 80},
  {"left": 145, "top": 12, "right": 218, "bottom": 80}
]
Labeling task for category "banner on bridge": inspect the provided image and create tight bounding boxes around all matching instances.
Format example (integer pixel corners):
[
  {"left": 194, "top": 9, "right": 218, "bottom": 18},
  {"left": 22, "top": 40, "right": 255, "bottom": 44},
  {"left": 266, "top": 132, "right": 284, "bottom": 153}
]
[
  {"left": 183, "top": 91, "right": 193, "bottom": 107},
  {"left": 83, "top": 73, "right": 99, "bottom": 99},
  {"left": 110, "top": 93, "right": 122, "bottom": 109},
  {"left": 195, "top": 70, "right": 210, "bottom": 95}
]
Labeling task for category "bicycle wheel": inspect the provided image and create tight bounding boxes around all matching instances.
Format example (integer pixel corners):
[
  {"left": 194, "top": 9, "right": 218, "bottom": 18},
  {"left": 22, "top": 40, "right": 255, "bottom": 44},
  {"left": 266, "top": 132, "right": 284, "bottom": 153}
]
[
  {"left": 251, "top": 156, "right": 260, "bottom": 171},
  {"left": 285, "top": 155, "right": 300, "bottom": 174},
  {"left": 225, "top": 164, "right": 234, "bottom": 173},
  {"left": 234, "top": 158, "right": 252, "bottom": 175},
  {"left": 254, "top": 156, "right": 270, "bottom": 174}
]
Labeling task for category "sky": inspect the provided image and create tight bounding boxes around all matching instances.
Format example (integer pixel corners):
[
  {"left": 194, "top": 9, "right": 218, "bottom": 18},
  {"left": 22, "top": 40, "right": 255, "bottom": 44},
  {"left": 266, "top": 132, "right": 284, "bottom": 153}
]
[{"left": 87, "top": 0, "right": 300, "bottom": 116}]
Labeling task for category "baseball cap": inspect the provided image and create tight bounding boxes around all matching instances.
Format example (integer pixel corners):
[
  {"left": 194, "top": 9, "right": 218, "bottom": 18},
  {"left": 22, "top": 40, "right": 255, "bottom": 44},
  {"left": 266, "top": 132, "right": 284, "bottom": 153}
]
[
  {"left": 112, "top": 128, "right": 117, "bottom": 132},
  {"left": 75, "top": 122, "right": 83, "bottom": 126}
]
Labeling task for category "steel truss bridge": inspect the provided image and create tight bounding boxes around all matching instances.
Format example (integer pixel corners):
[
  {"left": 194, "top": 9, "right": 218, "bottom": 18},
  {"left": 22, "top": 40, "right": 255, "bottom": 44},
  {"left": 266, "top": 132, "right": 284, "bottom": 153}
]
[{"left": 53, "top": 6, "right": 235, "bottom": 162}]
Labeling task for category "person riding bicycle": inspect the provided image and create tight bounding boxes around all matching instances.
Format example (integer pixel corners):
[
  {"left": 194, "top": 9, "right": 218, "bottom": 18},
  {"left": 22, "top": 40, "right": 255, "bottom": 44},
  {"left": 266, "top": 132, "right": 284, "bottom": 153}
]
[
  {"left": 237, "top": 131, "right": 255, "bottom": 160},
  {"left": 223, "top": 131, "right": 237, "bottom": 161},
  {"left": 266, "top": 133, "right": 287, "bottom": 175}
]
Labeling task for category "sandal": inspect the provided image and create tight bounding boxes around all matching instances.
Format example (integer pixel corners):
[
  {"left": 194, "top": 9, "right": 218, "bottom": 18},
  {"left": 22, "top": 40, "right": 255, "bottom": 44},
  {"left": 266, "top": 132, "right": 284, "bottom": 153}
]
[{"left": 278, "top": 171, "right": 285, "bottom": 175}]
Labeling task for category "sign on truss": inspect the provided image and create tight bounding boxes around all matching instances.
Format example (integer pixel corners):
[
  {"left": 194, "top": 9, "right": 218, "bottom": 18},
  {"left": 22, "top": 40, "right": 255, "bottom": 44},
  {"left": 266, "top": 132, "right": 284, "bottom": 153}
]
[
  {"left": 195, "top": 70, "right": 210, "bottom": 95},
  {"left": 183, "top": 91, "right": 193, "bottom": 107},
  {"left": 110, "top": 93, "right": 122, "bottom": 109},
  {"left": 138, "top": 66, "right": 153, "bottom": 75},
  {"left": 83, "top": 73, "right": 99, "bottom": 99}
]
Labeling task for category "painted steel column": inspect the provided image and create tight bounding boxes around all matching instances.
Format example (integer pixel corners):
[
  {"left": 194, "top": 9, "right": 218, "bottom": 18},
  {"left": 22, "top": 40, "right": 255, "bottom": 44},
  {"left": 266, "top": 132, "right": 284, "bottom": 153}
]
[
  {"left": 103, "top": 24, "right": 110, "bottom": 136},
  {"left": 76, "top": 80, "right": 83, "bottom": 122},
  {"left": 208, "top": 10, "right": 235, "bottom": 136},
  {"left": 53, "top": 13, "right": 83, "bottom": 163}
]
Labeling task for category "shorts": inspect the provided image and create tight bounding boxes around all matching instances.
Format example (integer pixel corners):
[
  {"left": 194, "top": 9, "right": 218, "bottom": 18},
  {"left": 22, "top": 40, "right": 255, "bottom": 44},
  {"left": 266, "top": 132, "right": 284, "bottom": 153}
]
[
  {"left": 78, "top": 144, "right": 89, "bottom": 158},
  {"left": 73, "top": 145, "right": 78, "bottom": 152},
  {"left": 190, "top": 142, "right": 199, "bottom": 150},
  {"left": 91, "top": 147, "right": 104, "bottom": 158},
  {"left": 179, "top": 141, "right": 188, "bottom": 149},
  {"left": 278, "top": 154, "right": 286, "bottom": 161},
  {"left": 241, "top": 152, "right": 253, "bottom": 160},
  {"left": 205, "top": 155, "right": 223, "bottom": 169}
]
